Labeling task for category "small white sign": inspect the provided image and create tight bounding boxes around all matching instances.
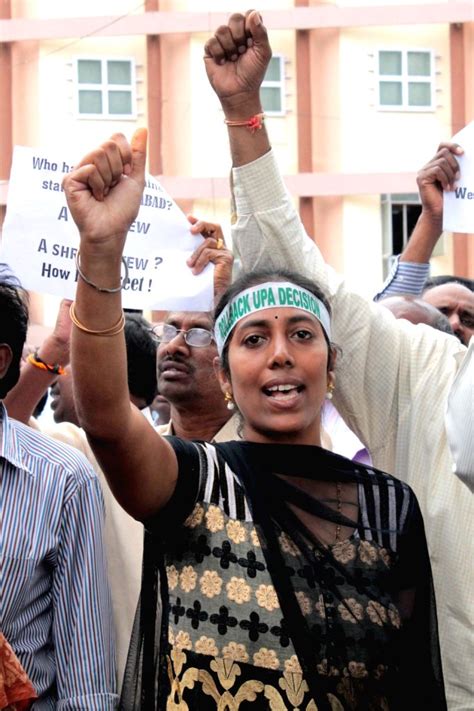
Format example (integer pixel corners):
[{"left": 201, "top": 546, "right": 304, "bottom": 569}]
[
  {"left": 1, "top": 146, "right": 214, "bottom": 311},
  {"left": 443, "top": 121, "right": 474, "bottom": 234}
]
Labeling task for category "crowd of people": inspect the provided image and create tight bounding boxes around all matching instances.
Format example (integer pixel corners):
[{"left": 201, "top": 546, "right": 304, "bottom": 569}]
[{"left": 1, "top": 10, "right": 473, "bottom": 711}]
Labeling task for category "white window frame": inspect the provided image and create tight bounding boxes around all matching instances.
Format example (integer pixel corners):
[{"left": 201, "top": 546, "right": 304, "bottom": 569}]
[
  {"left": 377, "top": 48, "right": 435, "bottom": 112},
  {"left": 75, "top": 57, "right": 137, "bottom": 120},
  {"left": 261, "top": 54, "right": 286, "bottom": 116}
]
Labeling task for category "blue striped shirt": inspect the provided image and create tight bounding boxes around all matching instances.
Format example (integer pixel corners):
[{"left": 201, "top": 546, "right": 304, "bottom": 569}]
[
  {"left": 0, "top": 404, "right": 118, "bottom": 709},
  {"left": 374, "top": 257, "right": 430, "bottom": 301}
]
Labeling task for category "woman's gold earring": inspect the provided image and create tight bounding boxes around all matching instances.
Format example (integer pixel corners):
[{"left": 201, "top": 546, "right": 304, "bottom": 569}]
[
  {"left": 224, "top": 391, "right": 235, "bottom": 411},
  {"left": 326, "top": 382, "right": 335, "bottom": 400}
]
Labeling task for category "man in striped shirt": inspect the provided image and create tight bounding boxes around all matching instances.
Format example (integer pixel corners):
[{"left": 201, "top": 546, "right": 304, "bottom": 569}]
[{"left": 0, "top": 267, "right": 117, "bottom": 708}]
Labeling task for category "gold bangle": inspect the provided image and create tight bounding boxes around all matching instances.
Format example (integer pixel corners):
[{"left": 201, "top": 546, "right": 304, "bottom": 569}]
[{"left": 69, "top": 302, "right": 125, "bottom": 336}]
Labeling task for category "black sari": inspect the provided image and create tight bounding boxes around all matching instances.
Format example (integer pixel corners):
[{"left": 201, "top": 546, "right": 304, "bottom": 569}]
[{"left": 120, "top": 440, "right": 446, "bottom": 710}]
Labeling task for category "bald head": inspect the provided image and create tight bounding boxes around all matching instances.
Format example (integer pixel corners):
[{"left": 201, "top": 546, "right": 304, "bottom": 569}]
[
  {"left": 380, "top": 295, "right": 453, "bottom": 334},
  {"left": 422, "top": 283, "right": 474, "bottom": 345}
]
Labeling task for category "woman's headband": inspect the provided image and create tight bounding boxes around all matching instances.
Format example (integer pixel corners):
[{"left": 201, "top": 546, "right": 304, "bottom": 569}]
[{"left": 214, "top": 281, "right": 331, "bottom": 356}]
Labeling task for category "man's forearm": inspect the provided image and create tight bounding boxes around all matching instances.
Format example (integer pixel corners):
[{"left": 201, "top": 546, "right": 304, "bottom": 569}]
[
  {"left": 4, "top": 336, "right": 69, "bottom": 424},
  {"left": 222, "top": 94, "right": 271, "bottom": 167},
  {"left": 4, "top": 364, "right": 55, "bottom": 423},
  {"left": 400, "top": 211, "right": 442, "bottom": 263}
]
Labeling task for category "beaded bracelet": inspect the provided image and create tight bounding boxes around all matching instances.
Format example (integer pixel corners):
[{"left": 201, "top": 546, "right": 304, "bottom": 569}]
[
  {"left": 69, "top": 302, "right": 125, "bottom": 337},
  {"left": 76, "top": 250, "right": 129, "bottom": 293},
  {"left": 27, "top": 350, "right": 66, "bottom": 376}
]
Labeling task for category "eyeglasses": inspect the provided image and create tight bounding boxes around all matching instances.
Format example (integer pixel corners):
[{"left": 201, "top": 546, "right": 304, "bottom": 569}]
[{"left": 152, "top": 322, "right": 215, "bottom": 347}]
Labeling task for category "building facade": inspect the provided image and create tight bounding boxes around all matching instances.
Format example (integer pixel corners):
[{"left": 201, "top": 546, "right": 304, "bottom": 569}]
[{"left": 1, "top": 0, "right": 472, "bottom": 328}]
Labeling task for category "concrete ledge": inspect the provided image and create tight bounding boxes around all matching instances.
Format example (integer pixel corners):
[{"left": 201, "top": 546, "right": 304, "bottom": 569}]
[{"left": 1, "top": 5, "right": 473, "bottom": 42}]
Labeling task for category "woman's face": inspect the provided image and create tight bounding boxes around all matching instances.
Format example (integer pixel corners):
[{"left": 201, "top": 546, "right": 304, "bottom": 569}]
[{"left": 219, "top": 306, "right": 334, "bottom": 446}]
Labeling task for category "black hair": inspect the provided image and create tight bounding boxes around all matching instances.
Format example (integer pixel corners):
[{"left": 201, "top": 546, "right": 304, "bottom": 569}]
[
  {"left": 423, "top": 275, "right": 474, "bottom": 293},
  {"left": 214, "top": 268, "right": 334, "bottom": 376},
  {"left": 0, "top": 265, "right": 29, "bottom": 398},
  {"left": 124, "top": 313, "right": 158, "bottom": 407},
  {"left": 33, "top": 390, "right": 49, "bottom": 418}
]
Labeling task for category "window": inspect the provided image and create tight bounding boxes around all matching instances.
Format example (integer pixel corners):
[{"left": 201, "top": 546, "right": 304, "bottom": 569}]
[
  {"left": 377, "top": 50, "right": 434, "bottom": 110},
  {"left": 381, "top": 194, "right": 422, "bottom": 275},
  {"left": 260, "top": 56, "right": 285, "bottom": 115},
  {"left": 76, "top": 59, "right": 135, "bottom": 118},
  {"left": 381, "top": 192, "right": 444, "bottom": 276}
]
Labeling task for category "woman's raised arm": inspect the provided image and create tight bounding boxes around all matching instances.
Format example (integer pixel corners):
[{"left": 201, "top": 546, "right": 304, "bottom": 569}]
[{"left": 63, "top": 130, "right": 177, "bottom": 520}]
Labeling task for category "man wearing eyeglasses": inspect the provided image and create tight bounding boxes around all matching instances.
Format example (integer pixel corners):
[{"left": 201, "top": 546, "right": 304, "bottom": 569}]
[
  {"left": 151, "top": 219, "right": 239, "bottom": 443},
  {"left": 154, "top": 314, "right": 237, "bottom": 444}
]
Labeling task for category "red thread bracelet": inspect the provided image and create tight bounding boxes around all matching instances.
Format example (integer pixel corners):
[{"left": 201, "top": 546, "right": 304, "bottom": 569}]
[{"left": 224, "top": 113, "right": 265, "bottom": 133}]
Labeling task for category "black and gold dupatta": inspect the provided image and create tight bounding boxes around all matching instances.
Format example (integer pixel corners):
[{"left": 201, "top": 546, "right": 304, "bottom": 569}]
[{"left": 121, "top": 441, "right": 446, "bottom": 710}]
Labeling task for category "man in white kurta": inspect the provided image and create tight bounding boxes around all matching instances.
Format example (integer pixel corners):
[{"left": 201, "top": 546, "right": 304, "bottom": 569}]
[
  {"left": 231, "top": 149, "right": 473, "bottom": 709},
  {"left": 202, "top": 11, "right": 473, "bottom": 706}
]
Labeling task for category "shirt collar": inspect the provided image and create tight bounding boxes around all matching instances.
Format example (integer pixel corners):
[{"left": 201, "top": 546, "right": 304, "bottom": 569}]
[
  {"left": 212, "top": 414, "right": 240, "bottom": 443},
  {"left": 162, "top": 415, "right": 239, "bottom": 443},
  {"left": 0, "top": 403, "right": 34, "bottom": 474},
  {"left": 159, "top": 420, "right": 174, "bottom": 436}
]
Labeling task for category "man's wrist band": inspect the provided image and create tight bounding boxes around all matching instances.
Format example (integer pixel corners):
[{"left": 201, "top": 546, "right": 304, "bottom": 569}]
[
  {"left": 27, "top": 350, "right": 66, "bottom": 376},
  {"left": 224, "top": 113, "right": 265, "bottom": 133},
  {"left": 76, "top": 250, "right": 129, "bottom": 293}
]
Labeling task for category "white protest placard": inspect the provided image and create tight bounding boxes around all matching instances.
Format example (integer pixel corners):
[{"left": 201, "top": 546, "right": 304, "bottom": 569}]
[
  {"left": 443, "top": 121, "right": 474, "bottom": 234},
  {"left": 1, "top": 146, "right": 214, "bottom": 311}
]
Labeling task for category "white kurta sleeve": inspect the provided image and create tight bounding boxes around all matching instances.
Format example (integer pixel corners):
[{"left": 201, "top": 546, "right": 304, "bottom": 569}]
[
  {"left": 231, "top": 150, "right": 464, "bottom": 461},
  {"left": 230, "top": 148, "right": 473, "bottom": 710}
]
